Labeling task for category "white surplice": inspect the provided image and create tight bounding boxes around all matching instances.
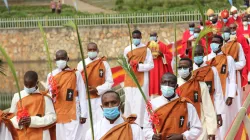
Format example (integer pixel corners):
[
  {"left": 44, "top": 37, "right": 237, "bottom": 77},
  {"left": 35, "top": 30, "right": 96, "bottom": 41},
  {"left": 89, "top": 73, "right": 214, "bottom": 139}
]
[
  {"left": 123, "top": 43, "right": 154, "bottom": 127},
  {"left": 9, "top": 89, "right": 57, "bottom": 140},
  {"left": 85, "top": 115, "right": 144, "bottom": 140},
  {"left": 193, "top": 62, "right": 226, "bottom": 116},
  {"left": 143, "top": 95, "right": 202, "bottom": 140},
  {"left": 0, "top": 122, "right": 14, "bottom": 140},
  {"left": 223, "top": 42, "right": 246, "bottom": 110},
  {"left": 204, "top": 51, "right": 237, "bottom": 140},
  {"left": 46, "top": 68, "right": 88, "bottom": 140},
  {"left": 77, "top": 57, "right": 114, "bottom": 139},
  {"left": 178, "top": 77, "right": 217, "bottom": 140}
]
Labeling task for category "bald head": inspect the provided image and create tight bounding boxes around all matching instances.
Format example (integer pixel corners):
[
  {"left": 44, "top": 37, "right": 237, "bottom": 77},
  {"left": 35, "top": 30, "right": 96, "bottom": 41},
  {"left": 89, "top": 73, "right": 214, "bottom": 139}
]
[
  {"left": 189, "top": 23, "right": 195, "bottom": 28},
  {"left": 55, "top": 50, "right": 68, "bottom": 61},
  {"left": 87, "top": 42, "right": 98, "bottom": 52},
  {"left": 223, "top": 26, "right": 230, "bottom": 33},
  {"left": 229, "top": 23, "right": 237, "bottom": 33},
  {"left": 194, "top": 27, "right": 201, "bottom": 33},
  {"left": 194, "top": 45, "right": 204, "bottom": 56}
]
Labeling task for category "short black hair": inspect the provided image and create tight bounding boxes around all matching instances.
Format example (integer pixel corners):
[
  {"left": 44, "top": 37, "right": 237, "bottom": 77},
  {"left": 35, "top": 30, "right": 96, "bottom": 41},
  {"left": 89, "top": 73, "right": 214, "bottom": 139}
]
[
  {"left": 24, "top": 71, "right": 38, "bottom": 82},
  {"left": 162, "top": 72, "right": 177, "bottom": 83},
  {"left": 132, "top": 30, "right": 141, "bottom": 36},
  {"left": 180, "top": 57, "right": 193, "bottom": 67},
  {"left": 213, "top": 35, "right": 223, "bottom": 44},
  {"left": 101, "top": 90, "right": 121, "bottom": 103}
]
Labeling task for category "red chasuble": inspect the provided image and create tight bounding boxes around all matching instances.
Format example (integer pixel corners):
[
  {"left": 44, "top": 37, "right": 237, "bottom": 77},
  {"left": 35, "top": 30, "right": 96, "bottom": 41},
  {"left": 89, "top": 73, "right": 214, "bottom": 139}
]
[
  {"left": 149, "top": 41, "right": 173, "bottom": 96},
  {"left": 181, "top": 30, "right": 193, "bottom": 56},
  {"left": 228, "top": 16, "right": 242, "bottom": 27}
]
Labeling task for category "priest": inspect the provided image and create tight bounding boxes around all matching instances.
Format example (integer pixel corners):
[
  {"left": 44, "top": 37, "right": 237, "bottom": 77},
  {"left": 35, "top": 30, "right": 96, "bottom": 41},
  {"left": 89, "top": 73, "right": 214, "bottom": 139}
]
[
  {"left": 148, "top": 32, "right": 173, "bottom": 98},
  {"left": 181, "top": 23, "right": 195, "bottom": 56}
]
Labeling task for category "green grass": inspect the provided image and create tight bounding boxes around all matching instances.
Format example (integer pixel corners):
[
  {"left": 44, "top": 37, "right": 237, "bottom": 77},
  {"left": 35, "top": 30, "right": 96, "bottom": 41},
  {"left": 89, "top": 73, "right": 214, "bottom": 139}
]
[
  {"left": 83, "top": 0, "right": 244, "bottom": 12},
  {"left": 0, "top": 5, "right": 89, "bottom": 18}
]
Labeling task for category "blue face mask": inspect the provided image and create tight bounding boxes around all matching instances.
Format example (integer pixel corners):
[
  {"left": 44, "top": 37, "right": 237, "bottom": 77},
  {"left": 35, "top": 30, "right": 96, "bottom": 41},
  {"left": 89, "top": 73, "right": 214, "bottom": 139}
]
[
  {"left": 103, "top": 106, "right": 120, "bottom": 120},
  {"left": 194, "top": 55, "right": 204, "bottom": 65},
  {"left": 210, "top": 43, "right": 220, "bottom": 52},
  {"left": 149, "top": 36, "right": 157, "bottom": 42},
  {"left": 223, "top": 19, "right": 228, "bottom": 23},
  {"left": 189, "top": 27, "right": 194, "bottom": 31},
  {"left": 161, "top": 85, "right": 175, "bottom": 98},
  {"left": 133, "top": 38, "right": 141, "bottom": 46},
  {"left": 222, "top": 32, "right": 230, "bottom": 40},
  {"left": 24, "top": 86, "right": 37, "bottom": 94},
  {"left": 194, "top": 33, "right": 199, "bottom": 38},
  {"left": 231, "top": 31, "right": 236, "bottom": 35}
]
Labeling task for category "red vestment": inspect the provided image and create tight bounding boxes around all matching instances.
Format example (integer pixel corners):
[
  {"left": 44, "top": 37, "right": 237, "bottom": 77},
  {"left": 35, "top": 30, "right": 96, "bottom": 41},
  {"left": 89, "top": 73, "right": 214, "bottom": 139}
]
[
  {"left": 228, "top": 16, "right": 242, "bottom": 27},
  {"left": 149, "top": 41, "right": 173, "bottom": 96},
  {"left": 237, "top": 25, "right": 250, "bottom": 41},
  {"left": 181, "top": 30, "right": 193, "bottom": 56}
]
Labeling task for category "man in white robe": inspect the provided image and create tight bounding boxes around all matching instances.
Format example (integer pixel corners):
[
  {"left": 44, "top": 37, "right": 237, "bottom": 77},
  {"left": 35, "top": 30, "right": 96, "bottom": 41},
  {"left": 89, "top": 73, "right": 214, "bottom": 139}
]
[
  {"left": 177, "top": 58, "right": 217, "bottom": 140},
  {"left": 143, "top": 73, "right": 202, "bottom": 140},
  {"left": 10, "top": 71, "right": 57, "bottom": 140},
  {"left": 85, "top": 90, "right": 144, "bottom": 140},
  {"left": 193, "top": 45, "right": 226, "bottom": 130},
  {"left": 123, "top": 30, "right": 154, "bottom": 127},
  {"left": 224, "top": 25, "right": 246, "bottom": 109},
  {"left": 46, "top": 50, "right": 88, "bottom": 140},
  {"left": 77, "top": 42, "right": 114, "bottom": 138},
  {"left": 204, "top": 35, "right": 237, "bottom": 139}
]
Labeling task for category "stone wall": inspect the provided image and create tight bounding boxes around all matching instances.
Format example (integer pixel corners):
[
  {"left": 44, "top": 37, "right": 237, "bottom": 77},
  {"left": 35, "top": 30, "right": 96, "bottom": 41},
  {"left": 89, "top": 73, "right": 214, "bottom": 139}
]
[{"left": 0, "top": 23, "right": 189, "bottom": 62}]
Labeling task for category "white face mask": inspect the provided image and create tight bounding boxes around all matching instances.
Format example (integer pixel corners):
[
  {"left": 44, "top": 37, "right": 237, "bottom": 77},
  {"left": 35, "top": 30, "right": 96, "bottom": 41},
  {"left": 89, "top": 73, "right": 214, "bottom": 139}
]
[
  {"left": 178, "top": 68, "right": 190, "bottom": 79},
  {"left": 56, "top": 60, "right": 67, "bottom": 70},
  {"left": 88, "top": 51, "right": 98, "bottom": 59},
  {"left": 233, "top": 14, "right": 238, "bottom": 18},
  {"left": 24, "top": 86, "right": 37, "bottom": 94}
]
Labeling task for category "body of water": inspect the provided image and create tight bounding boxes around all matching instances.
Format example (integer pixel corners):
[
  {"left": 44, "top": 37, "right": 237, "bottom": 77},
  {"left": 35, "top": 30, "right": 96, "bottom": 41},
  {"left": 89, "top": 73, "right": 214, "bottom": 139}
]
[{"left": 0, "top": 59, "right": 118, "bottom": 110}]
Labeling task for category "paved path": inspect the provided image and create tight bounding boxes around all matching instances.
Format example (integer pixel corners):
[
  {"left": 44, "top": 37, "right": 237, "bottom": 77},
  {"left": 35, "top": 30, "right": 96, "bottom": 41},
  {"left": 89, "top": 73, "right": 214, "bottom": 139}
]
[{"left": 63, "top": 0, "right": 115, "bottom": 14}]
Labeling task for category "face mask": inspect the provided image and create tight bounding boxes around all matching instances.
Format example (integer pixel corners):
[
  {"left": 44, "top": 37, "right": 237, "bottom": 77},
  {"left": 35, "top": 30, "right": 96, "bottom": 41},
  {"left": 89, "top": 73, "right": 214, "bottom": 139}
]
[
  {"left": 189, "top": 27, "right": 194, "bottom": 31},
  {"left": 194, "top": 56, "right": 203, "bottom": 65},
  {"left": 243, "top": 21, "right": 248, "bottom": 26},
  {"left": 222, "top": 32, "right": 230, "bottom": 40},
  {"left": 231, "top": 31, "right": 236, "bottom": 35},
  {"left": 194, "top": 33, "right": 199, "bottom": 39},
  {"left": 56, "top": 60, "right": 67, "bottom": 70},
  {"left": 223, "top": 19, "right": 228, "bottom": 23},
  {"left": 88, "top": 51, "right": 98, "bottom": 59},
  {"left": 212, "top": 20, "right": 217, "bottom": 24},
  {"left": 178, "top": 68, "right": 190, "bottom": 79},
  {"left": 24, "top": 86, "right": 36, "bottom": 94},
  {"left": 133, "top": 38, "right": 141, "bottom": 46},
  {"left": 149, "top": 36, "right": 157, "bottom": 42},
  {"left": 233, "top": 14, "right": 238, "bottom": 18},
  {"left": 103, "top": 106, "right": 120, "bottom": 120},
  {"left": 210, "top": 43, "right": 220, "bottom": 52},
  {"left": 161, "top": 85, "right": 175, "bottom": 98}
]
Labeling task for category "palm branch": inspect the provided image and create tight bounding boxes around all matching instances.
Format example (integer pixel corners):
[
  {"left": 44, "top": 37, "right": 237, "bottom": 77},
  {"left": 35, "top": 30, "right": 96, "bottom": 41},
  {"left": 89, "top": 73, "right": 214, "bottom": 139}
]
[
  {"left": 64, "top": 20, "right": 95, "bottom": 140},
  {"left": 0, "top": 62, "right": 6, "bottom": 76}
]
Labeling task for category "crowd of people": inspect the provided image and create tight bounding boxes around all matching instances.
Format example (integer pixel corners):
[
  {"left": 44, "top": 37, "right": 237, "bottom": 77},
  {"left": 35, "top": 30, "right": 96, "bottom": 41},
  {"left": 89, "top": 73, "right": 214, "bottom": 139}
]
[{"left": 0, "top": 5, "right": 250, "bottom": 140}]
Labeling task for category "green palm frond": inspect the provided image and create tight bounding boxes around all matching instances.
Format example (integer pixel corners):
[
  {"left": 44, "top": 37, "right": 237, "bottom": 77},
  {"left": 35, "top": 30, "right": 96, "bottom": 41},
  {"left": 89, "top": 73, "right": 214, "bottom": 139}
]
[
  {"left": 192, "top": 26, "right": 213, "bottom": 58},
  {"left": 38, "top": 22, "right": 53, "bottom": 73},
  {"left": 0, "top": 62, "right": 6, "bottom": 76},
  {"left": 0, "top": 45, "right": 22, "bottom": 107},
  {"left": 127, "top": 22, "right": 133, "bottom": 54},
  {"left": 64, "top": 20, "right": 95, "bottom": 140}
]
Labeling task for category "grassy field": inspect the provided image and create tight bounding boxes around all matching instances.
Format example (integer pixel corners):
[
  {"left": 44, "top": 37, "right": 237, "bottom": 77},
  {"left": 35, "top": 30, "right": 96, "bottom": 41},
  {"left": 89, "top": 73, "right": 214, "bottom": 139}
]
[
  {"left": 0, "top": 5, "right": 88, "bottom": 18},
  {"left": 82, "top": 0, "right": 244, "bottom": 12}
]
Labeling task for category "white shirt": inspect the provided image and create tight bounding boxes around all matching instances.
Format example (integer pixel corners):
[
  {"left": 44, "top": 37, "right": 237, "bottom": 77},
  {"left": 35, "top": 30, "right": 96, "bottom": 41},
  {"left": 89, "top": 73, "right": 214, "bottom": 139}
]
[
  {"left": 193, "top": 62, "right": 225, "bottom": 114},
  {"left": 9, "top": 89, "right": 56, "bottom": 140},
  {"left": 46, "top": 68, "right": 88, "bottom": 118},
  {"left": 143, "top": 95, "right": 202, "bottom": 140},
  {"left": 77, "top": 57, "right": 114, "bottom": 95},
  {"left": 204, "top": 51, "right": 237, "bottom": 98},
  {"left": 85, "top": 115, "right": 145, "bottom": 140},
  {"left": 178, "top": 77, "right": 217, "bottom": 137}
]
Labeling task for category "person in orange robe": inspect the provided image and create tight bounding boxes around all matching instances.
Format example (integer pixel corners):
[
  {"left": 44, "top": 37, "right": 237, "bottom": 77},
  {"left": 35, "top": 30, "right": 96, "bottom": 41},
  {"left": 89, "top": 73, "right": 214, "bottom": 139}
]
[
  {"left": 228, "top": 6, "right": 242, "bottom": 26},
  {"left": 181, "top": 23, "right": 195, "bottom": 57},
  {"left": 148, "top": 32, "right": 173, "bottom": 98},
  {"left": 85, "top": 90, "right": 144, "bottom": 140}
]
